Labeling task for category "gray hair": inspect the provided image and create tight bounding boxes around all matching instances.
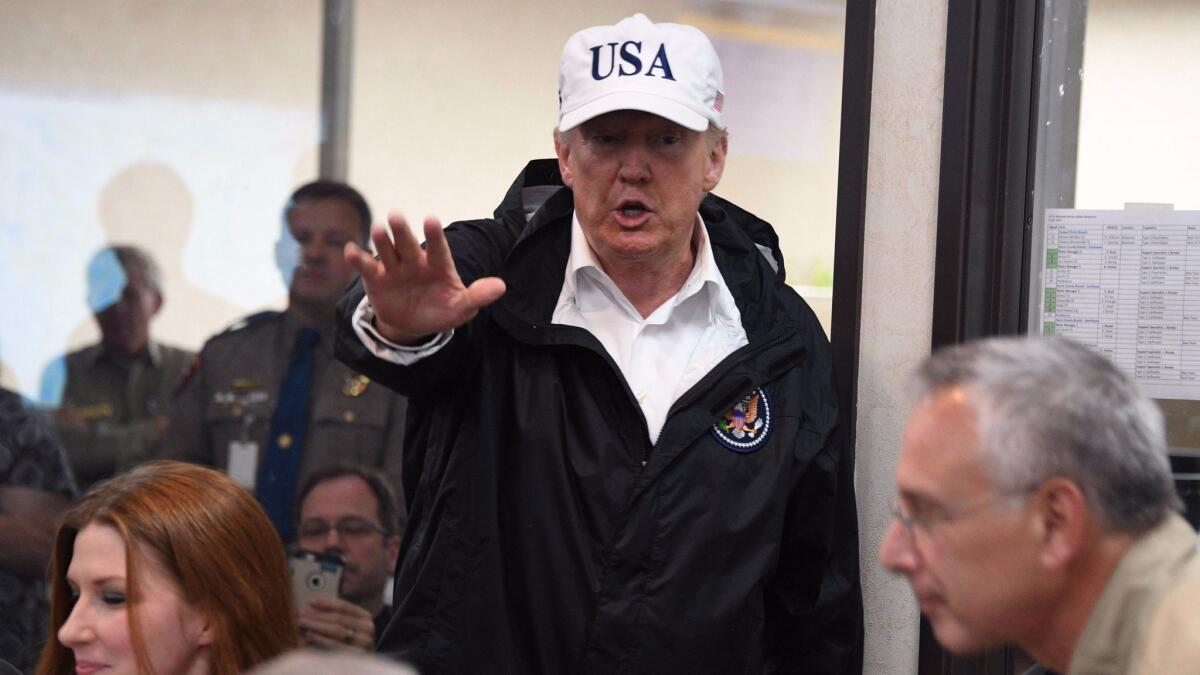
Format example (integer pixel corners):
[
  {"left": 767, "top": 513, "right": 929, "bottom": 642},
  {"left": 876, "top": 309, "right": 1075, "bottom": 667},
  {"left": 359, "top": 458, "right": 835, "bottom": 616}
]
[
  {"left": 246, "top": 650, "right": 419, "bottom": 675},
  {"left": 915, "top": 336, "right": 1178, "bottom": 533},
  {"left": 106, "top": 244, "right": 163, "bottom": 298}
]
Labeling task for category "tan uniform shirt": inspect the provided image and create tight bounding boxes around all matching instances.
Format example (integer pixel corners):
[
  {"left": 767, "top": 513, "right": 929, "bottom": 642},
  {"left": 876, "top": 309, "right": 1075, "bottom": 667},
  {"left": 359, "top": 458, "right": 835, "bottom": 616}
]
[
  {"left": 56, "top": 341, "right": 194, "bottom": 490},
  {"left": 1130, "top": 520, "right": 1200, "bottom": 675},
  {"left": 1069, "top": 513, "right": 1200, "bottom": 675},
  {"left": 163, "top": 309, "right": 407, "bottom": 523}
]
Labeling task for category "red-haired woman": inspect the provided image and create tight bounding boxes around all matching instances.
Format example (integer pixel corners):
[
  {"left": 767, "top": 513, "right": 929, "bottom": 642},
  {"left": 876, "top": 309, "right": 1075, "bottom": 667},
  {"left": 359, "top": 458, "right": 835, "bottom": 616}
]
[{"left": 37, "top": 460, "right": 297, "bottom": 675}]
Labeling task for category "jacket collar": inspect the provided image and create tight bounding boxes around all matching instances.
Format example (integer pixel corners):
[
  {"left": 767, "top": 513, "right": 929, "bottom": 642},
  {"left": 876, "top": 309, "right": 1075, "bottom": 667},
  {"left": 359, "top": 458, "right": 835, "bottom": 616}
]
[
  {"left": 90, "top": 340, "right": 162, "bottom": 367},
  {"left": 491, "top": 159, "right": 792, "bottom": 345}
]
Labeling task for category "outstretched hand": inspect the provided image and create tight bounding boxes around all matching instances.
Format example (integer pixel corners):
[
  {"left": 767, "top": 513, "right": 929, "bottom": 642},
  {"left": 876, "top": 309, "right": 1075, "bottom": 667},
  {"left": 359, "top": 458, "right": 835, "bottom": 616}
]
[{"left": 344, "top": 213, "right": 506, "bottom": 345}]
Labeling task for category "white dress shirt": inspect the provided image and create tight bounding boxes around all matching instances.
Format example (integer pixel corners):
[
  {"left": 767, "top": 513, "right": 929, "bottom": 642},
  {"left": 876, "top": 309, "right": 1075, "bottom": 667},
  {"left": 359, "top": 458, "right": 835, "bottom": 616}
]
[{"left": 353, "top": 211, "right": 748, "bottom": 444}]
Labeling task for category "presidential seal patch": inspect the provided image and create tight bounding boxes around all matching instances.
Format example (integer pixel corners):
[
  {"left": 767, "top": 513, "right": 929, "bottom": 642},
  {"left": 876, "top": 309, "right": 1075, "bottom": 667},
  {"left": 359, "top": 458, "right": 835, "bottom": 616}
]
[{"left": 712, "top": 387, "right": 772, "bottom": 452}]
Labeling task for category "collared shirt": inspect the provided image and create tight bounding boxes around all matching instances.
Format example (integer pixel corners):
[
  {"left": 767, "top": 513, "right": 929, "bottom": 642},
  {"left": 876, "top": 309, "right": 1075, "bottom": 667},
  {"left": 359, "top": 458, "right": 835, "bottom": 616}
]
[
  {"left": 162, "top": 308, "right": 409, "bottom": 531},
  {"left": 353, "top": 211, "right": 748, "bottom": 443},
  {"left": 551, "top": 212, "right": 746, "bottom": 442},
  {"left": 53, "top": 340, "right": 194, "bottom": 489},
  {"left": 1069, "top": 513, "right": 1200, "bottom": 675}
]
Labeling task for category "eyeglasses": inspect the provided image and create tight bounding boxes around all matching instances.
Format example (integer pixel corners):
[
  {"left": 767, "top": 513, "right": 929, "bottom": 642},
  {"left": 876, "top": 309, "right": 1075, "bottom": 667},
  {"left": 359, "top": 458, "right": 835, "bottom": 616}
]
[
  {"left": 889, "top": 491, "right": 1031, "bottom": 546},
  {"left": 297, "top": 517, "right": 388, "bottom": 540}
]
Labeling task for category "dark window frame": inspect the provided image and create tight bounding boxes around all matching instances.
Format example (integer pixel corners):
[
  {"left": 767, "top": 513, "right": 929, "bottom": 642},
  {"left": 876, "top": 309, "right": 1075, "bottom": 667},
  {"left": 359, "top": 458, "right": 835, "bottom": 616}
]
[
  {"left": 831, "top": 0, "right": 875, "bottom": 443},
  {"left": 829, "top": 0, "right": 876, "bottom": 667},
  {"left": 925, "top": 0, "right": 1044, "bottom": 673}
]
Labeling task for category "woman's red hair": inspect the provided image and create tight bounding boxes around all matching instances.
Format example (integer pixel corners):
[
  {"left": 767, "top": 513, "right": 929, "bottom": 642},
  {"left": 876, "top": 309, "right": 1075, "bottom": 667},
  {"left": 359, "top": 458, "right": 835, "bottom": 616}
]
[{"left": 37, "top": 460, "right": 297, "bottom": 674}]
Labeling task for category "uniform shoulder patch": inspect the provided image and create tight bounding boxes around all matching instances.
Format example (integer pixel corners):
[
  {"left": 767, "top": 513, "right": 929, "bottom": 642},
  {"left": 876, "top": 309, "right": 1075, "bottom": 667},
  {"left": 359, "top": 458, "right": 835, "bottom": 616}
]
[
  {"left": 207, "top": 310, "right": 282, "bottom": 343},
  {"left": 225, "top": 310, "right": 281, "bottom": 333},
  {"left": 173, "top": 352, "right": 203, "bottom": 397},
  {"left": 711, "top": 387, "right": 772, "bottom": 452}
]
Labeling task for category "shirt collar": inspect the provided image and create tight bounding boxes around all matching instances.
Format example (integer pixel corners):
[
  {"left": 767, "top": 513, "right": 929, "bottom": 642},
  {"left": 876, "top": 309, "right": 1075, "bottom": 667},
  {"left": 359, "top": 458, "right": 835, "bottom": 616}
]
[
  {"left": 145, "top": 340, "right": 162, "bottom": 366},
  {"left": 283, "top": 307, "right": 331, "bottom": 350},
  {"left": 561, "top": 211, "right": 722, "bottom": 323},
  {"left": 94, "top": 340, "right": 161, "bottom": 367}
]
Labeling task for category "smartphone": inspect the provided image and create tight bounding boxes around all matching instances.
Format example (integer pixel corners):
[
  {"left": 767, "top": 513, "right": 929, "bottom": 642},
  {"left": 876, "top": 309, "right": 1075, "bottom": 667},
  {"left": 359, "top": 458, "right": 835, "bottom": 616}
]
[{"left": 288, "top": 548, "right": 344, "bottom": 607}]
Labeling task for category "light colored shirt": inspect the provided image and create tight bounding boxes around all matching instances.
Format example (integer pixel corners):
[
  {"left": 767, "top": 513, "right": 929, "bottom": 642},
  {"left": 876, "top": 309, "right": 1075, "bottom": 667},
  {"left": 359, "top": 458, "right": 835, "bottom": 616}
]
[
  {"left": 52, "top": 341, "right": 194, "bottom": 489},
  {"left": 353, "top": 211, "right": 748, "bottom": 444},
  {"left": 1069, "top": 513, "right": 1200, "bottom": 675}
]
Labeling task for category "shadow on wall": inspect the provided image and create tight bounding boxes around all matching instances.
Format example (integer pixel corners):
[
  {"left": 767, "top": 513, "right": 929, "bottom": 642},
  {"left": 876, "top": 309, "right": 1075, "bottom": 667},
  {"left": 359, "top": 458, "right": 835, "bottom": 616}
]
[{"left": 95, "top": 162, "right": 242, "bottom": 348}]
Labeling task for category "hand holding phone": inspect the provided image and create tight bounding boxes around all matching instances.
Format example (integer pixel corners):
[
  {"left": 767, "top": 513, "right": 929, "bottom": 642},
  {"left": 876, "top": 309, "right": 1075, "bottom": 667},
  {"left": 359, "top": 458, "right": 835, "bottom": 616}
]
[
  {"left": 297, "top": 595, "right": 376, "bottom": 651},
  {"left": 288, "top": 548, "right": 344, "bottom": 608}
]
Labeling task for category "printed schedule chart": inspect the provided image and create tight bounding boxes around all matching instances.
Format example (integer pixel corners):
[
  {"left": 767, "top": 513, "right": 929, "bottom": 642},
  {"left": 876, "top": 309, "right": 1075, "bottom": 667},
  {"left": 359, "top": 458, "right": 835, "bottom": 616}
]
[{"left": 1041, "top": 209, "right": 1200, "bottom": 400}]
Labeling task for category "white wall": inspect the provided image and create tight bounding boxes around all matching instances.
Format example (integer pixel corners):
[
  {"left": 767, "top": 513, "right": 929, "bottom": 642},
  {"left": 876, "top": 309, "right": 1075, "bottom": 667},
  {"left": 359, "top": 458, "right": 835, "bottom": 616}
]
[
  {"left": 856, "top": 1, "right": 947, "bottom": 672},
  {"left": 0, "top": 0, "right": 324, "bottom": 396},
  {"left": 1075, "top": 0, "right": 1200, "bottom": 210}
]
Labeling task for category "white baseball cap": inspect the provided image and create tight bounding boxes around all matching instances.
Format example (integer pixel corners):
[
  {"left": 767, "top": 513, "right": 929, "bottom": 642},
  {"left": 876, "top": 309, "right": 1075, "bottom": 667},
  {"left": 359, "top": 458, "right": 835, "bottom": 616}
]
[{"left": 557, "top": 13, "right": 726, "bottom": 133}]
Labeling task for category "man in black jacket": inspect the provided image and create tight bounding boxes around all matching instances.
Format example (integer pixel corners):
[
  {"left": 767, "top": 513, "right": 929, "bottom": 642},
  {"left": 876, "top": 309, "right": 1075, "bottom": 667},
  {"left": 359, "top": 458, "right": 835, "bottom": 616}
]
[{"left": 336, "top": 13, "right": 861, "bottom": 674}]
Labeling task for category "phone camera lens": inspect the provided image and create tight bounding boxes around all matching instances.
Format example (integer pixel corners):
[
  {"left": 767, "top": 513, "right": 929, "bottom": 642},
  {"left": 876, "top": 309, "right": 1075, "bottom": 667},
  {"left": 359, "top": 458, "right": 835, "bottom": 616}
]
[{"left": 306, "top": 572, "right": 326, "bottom": 591}]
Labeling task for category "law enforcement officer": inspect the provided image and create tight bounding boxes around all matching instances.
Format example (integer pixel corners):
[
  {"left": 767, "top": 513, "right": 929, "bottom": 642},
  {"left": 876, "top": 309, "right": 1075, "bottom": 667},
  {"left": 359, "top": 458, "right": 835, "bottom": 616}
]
[
  {"left": 881, "top": 336, "right": 1200, "bottom": 674},
  {"left": 164, "top": 181, "right": 407, "bottom": 542},
  {"left": 45, "top": 245, "right": 194, "bottom": 490}
]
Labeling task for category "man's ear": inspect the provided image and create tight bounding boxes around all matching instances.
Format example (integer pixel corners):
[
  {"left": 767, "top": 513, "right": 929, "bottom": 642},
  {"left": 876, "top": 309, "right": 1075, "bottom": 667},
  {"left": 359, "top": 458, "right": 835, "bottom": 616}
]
[
  {"left": 1032, "top": 477, "right": 1088, "bottom": 570},
  {"left": 386, "top": 534, "right": 401, "bottom": 569},
  {"left": 703, "top": 132, "right": 728, "bottom": 193},
  {"left": 554, "top": 128, "right": 575, "bottom": 188},
  {"left": 149, "top": 291, "right": 164, "bottom": 317}
]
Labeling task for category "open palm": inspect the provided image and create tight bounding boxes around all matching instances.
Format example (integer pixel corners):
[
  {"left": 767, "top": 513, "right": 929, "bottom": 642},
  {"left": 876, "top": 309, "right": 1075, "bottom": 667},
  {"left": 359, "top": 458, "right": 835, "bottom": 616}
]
[{"left": 344, "top": 214, "right": 506, "bottom": 345}]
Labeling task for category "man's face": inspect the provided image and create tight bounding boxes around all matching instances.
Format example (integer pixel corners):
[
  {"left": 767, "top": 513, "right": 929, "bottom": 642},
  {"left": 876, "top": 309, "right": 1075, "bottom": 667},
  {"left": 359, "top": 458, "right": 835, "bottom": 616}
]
[
  {"left": 284, "top": 198, "right": 363, "bottom": 305},
  {"left": 297, "top": 475, "right": 399, "bottom": 610},
  {"left": 95, "top": 264, "right": 160, "bottom": 359},
  {"left": 555, "top": 110, "right": 726, "bottom": 273},
  {"left": 879, "top": 388, "right": 1048, "bottom": 654}
]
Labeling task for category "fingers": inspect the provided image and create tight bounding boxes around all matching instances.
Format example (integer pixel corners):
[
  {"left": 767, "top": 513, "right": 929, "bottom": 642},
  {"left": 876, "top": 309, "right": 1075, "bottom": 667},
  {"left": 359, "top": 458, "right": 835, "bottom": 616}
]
[
  {"left": 365, "top": 212, "right": 422, "bottom": 271},
  {"left": 306, "top": 595, "right": 368, "bottom": 618},
  {"left": 423, "top": 216, "right": 455, "bottom": 276},
  {"left": 298, "top": 600, "right": 374, "bottom": 651},
  {"left": 388, "top": 212, "right": 423, "bottom": 262},
  {"left": 344, "top": 241, "right": 377, "bottom": 277},
  {"left": 299, "top": 625, "right": 371, "bottom": 651},
  {"left": 371, "top": 218, "right": 401, "bottom": 270},
  {"left": 465, "top": 277, "right": 507, "bottom": 310}
]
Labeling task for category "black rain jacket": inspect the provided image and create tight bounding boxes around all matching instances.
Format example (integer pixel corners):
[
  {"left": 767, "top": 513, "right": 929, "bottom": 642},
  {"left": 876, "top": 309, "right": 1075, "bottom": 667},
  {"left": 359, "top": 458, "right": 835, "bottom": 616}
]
[{"left": 334, "top": 160, "right": 863, "bottom": 674}]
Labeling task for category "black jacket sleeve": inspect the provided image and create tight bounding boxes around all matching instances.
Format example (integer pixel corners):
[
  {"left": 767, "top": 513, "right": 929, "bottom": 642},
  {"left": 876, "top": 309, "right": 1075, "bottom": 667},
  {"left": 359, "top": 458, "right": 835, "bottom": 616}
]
[
  {"left": 763, "top": 301, "right": 863, "bottom": 674},
  {"left": 765, "top": 419, "right": 863, "bottom": 673}
]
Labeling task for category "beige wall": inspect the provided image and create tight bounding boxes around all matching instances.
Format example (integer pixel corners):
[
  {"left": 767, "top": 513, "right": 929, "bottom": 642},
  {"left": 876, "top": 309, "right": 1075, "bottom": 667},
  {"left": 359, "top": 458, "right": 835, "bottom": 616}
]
[
  {"left": 855, "top": 0, "right": 947, "bottom": 672},
  {"left": 1076, "top": 0, "right": 1200, "bottom": 210},
  {"left": 0, "top": 0, "right": 323, "bottom": 396},
  {"left": 0, "top": 0, "right": 322, "bottom": 106}
]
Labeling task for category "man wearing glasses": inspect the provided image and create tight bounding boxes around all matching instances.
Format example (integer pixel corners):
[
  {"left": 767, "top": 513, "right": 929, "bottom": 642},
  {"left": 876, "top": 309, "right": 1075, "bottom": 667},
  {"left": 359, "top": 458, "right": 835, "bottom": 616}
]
[
  {"left": 880, "top": 336, "right": 1200, "bottom": 674},
  {"left": 294, "top": 464, "right": 403, "bottom": 651}
]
